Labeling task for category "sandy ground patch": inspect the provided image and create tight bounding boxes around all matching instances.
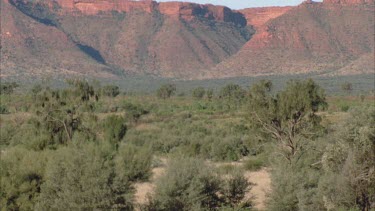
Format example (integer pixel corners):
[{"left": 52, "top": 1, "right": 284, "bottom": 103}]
[
  {"left": 134, "top": 160, "right": 166, "bottom": 206},
  {"left": 245, "top": 168, "right": 271, "bottom": 210}
]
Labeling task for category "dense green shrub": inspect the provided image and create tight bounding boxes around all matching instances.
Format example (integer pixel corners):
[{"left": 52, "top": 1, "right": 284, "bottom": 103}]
[
  {"left": 318, "top": 106, "right": 375, "bottom": 210},
  {"left": 210, "top": 138, "right": 245, "bottom": 161},
  {"left": 340, "top": 104, "right": 350, "bottom": 112},
  {"left": 219, "top": 84, "right": 246, "bottom": 103},
  {"left": 0, "top": 147, "right": 49, "bottom": 210},
  {"left": 243, "top": 157, "right": 264, "bottom": 171},
  {"left": 101, "top": 85, "right": 120, "bottom": 97},
  {"left": 0, "top": 104, "right": 9, "bottom": 114},
  {"left": 192, "top": 87, "right": 206, "bottom": 99},
  {"left": 0, "top": 82, "right": 19, "bottom": 95},
  {"left": 146, "top": 157, "right": 222, "bottom": 210},
  {"left": 145, "top": 157, "right": 252, "bottom": 210},
  {"left": 156, "top": 84, "right": 176, "bottom": 99},
  {"left": 267, "top": 105, "right": 374, "bottom": 210},
  {"left": 206, "top": 88, "right": 214, "bottom": 100},
  {"left": 102, "top": 115, "right": 127, "bottom": 147},
  {"left": 121, "top": 101, "right": 149, "bottom": 122},
  {"left": 115, "top": 144, "right": 152, "bottom": 182},
  {"left": 221, "top": 170, "right": 252, "bottom": 208},
  {"left": 38, "top": 143, "right": 134, "bottom": 210}
]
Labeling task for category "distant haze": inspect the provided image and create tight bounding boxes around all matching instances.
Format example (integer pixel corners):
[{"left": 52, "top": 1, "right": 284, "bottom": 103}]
[{"left": 157, "top": 0, "right": 323, "bottom": 9}]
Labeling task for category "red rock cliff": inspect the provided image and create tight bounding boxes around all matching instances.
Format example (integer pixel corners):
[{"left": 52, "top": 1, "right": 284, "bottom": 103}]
[
  {"left": 158, "top": 2, "right": 246, "bottom": 25},
  {"left": 239, "top": 7, "right": 292, "bottom": 28},
  {"left": 23, "top": 0, "right": 247, "bottom": 25}
]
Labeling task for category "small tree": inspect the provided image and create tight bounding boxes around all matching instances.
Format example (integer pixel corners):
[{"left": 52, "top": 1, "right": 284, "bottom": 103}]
[
  {"left": 341, "top": 82, "right": 353, "bottom": 94},
  {"left": 359, "top": 94, "right": 365, "bottom": 102},
  {"left": 31, "top": 84, "right": 43, "bottom": 95},
  {"left": 219, "top": 84, "right": 246, "bottom": 108},
  {"left": 206, "top": 89, "right": 214, "bottom": 100},
  {"left": 102, "top": 115, "right": 127, "bottom": 147},
  {"left": 319, "top": 107, "right": 375, "bottom": 211},
  {"left": 192, "top": 87, "right": 206, "bottom": 99},
  {"left": 121, "top": 102, "right": 149, "bottom": 123},
  {"left": 221, "top": 170, "right": 252, "bottom": 208},
  {"left": 101, "top": 85, "right": 120, "bottom": 97},
  {"left": 66, "top": 79, "right": 96, "bottom": 102},
  {"left": 248, "top": 79, "right": 327, "bottom": 163},
  {"left": 156, "top": 84, "right": 176, "bottom": 99}
]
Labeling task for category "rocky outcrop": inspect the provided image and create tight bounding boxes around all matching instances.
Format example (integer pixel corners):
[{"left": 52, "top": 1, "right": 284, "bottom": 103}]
[
  {"left": 10, "top": 0, "right": 247, "bottom": 25},
  {"left": 239, "top": 7, "right": 292, "bottom": 28},
  {"left": 159, "top": 2, "right": 246, "bottom": 26}
]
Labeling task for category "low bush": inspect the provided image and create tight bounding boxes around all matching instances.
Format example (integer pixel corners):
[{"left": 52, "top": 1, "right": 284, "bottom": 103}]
[
  {"left": 102, "top": 115, "right": 127, "bottom": 147},
  {"left": 144, "top": 157, "right": 252, "bottom": 210},
  {"left": 115, "top": 144, "right": 152, "bottom": 182},
  {"left": 0, "top": 104, "right": 9, "bottom": 114},
  {"left": 243, "top": 157, "right": 264, "bottom": 171},
  {"left": 146, "top": 157, "right": 222, "bottom": 210}
]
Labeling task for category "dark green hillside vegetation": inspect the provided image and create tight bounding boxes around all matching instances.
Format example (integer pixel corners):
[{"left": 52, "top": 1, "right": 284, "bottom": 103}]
[{"left": 0, "top": 78, "right": 374, "bottom": 210}]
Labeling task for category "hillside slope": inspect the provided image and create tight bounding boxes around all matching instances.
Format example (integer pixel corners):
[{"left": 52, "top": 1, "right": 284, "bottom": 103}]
[
  {"left": 211, "top": 1, "right": 374, "bottom": 78},
  {"left": 0, "top": 0, "right": 115, "bottom": 80},
  {"left": 2, "top": 0, "right": 252, "bottom": 79},
  {"left": 1, "top": 0, "right": 373, "bottom": 80}
]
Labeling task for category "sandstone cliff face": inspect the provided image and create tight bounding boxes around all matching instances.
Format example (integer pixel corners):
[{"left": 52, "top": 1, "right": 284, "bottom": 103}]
[
  {"left": 158, "top": 2, "right": 246, "bottom": 26},
  {"left": 2, "top": 0, "right": 374, "bottom": 79},
  {"left": 4, "top": 0, "right": 251, "bottom": 79},
  {"left": 48, "top": 0, "right": 246, "bottom": 26},
  {"left": 56, "top": 11, "right": 251, "bottom": 78},
  {"left": 211, "top": 2, "right": 375, "bottom": 78},
  {"left": 238, "top": 7, "right": 292, "bottom": 29}
]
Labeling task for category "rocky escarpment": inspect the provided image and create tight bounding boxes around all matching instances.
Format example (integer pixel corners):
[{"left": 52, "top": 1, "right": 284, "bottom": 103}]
[
  {"left": 3, "top": 0, "right": 251, "bottom": 79},
  {"left": 2, "top": 0, "right": 373, "bottom": 80},
  {"left": 211, "top": 1, "right": 375, "bottom": 78},
  {"left": 13, "top": 0, "right": 246, "bottom": 26},
  {"left": 238, "top": 7, "right": 292, "bottom": 29},
  {"left": 159, "top": 2, "right": 246, "bottom": 26}
]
